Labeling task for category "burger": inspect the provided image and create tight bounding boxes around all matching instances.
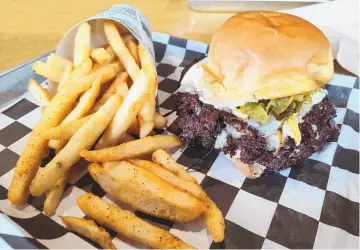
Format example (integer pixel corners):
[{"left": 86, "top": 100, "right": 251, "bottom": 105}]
[{"left": 174, "top": 11, "right": 337, "bottom": 178}]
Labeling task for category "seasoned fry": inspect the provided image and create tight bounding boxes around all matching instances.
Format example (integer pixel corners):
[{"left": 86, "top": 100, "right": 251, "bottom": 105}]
[
  {"left": 96, "top": 70, "right": 150, "bottom": 148},
  {"left": 106, "top": 46, "right": 117, "bottom": 63},
  {"left": 58, "top": 63, "right": 73, "bottom": 93},
  {"left": 60, "top": 216, "right": 116, "bottom": 249},
  {"left": 125, "top": 40, "right": 140, "bottom": 66},
  {"left": 69, "top": 58, "right": 93, "bottom": 81},
  {"left": 89, "top": 162, "right": 206, "bottom": 222},
  {"left": 49, "top": 77, "right": 102, "bottom": 150},
  {"left": 43, "top": 115, "right": 92, "bottom": 140},
  {"left": 91, "top": 48, "right": 111, "bottom": 65},
  {"left": 63, "top": 62, "right": 122, "bottom": 96},
  {"left": 121, "top": 33, "right": 136, "bottom": 43},
  {"left": 81, "top": 135, "right": 182, "bottom": 162},
  {"left": 8, "top": 90, "right": 81, "bottom": 204},
  {"left": 91, "top": 72, "right": 129, "bottom": 113},
  {"left": 104, "top": 21, "right": 140, "bottom": 81},
  {"left": 154, "top": 112, "right": 167, "bottom": 129},
  {"left": 29, "top": 94, "right": 123, "bottom": 197},
  {"left": 28, "top": 78, "right": 51, "bottom": 106},
  {"left": 43, "top": 173, "right": 68, "bottom": 216},
  {"left": 74, "top": 22, "right": 91, "bottom": 66},
  {"left": 152, "top": 149, "right": 197, "bottom": 183},
  {"left": 127, "top": 117, "right": 139, "bottom": 135},
  {"left": 77, "top": 193, "right": 194, "bottom": 249},
  {"left": 47, "top": 53, "right": 73, "bottom": 71},
  {"left": 204, "top": 199, "right": 225, "bottom": 242},
  {"left": 138, "top": 44, "right": 157, "bottom": 138},
  {"left": 32, "top": 61, "right": 63, "bottom": 82}
]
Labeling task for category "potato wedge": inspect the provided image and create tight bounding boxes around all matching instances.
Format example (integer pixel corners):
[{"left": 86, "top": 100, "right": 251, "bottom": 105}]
[
  {"left": 28, "top": 78, "right": 51, "bottom": 106},
  {"left": 77, "top": 193, "right": 194, "bottom": 249},
  {"left": 82, "top": 135, "right": 182, "bottom": 162},
  {"left": 60, "top": 216, "right": 116, "bottom": 249},
  {"left": 104, "top": 21, "right": 140, "bottom": 81},
  {"left": 89, "top": 162, "right": 206, "bottom": 223},
  {"left": 154, "top": 112, "right": 167, "bottom": 129},
  {"left": 8, "top": 88, "right": 80, "bottom": 204},
  {"left": 152, "top": 149, "right": 197, "bottom": 183},
  {"left": 29, "top": 94, "right": 123, "bottom": 197},
  {"left": 43, "top": 115, "right": 92, "bottom": 141},
  {"left": 74, "top": 22, "right": 91, "bottom": 66}
]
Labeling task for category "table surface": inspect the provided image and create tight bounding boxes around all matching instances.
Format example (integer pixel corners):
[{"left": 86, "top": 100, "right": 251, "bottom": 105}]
[{"left": 0, "top": 0, "right": 352, "bottom": 75}]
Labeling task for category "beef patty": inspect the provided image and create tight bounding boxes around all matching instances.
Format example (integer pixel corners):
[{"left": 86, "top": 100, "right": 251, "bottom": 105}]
[{"left": 175, "top": 91, "right": 337, "bottom": 172}]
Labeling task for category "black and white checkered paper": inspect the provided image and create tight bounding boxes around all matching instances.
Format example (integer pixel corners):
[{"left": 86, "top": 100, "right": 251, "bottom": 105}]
[{"left": 0, "top": 33, "right": 359, "bottom": 249}]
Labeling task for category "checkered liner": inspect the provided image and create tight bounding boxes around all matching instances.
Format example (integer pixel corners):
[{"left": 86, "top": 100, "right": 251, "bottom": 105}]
[{"left": 0, "top": 33, "right": 359, "bottom": 249}]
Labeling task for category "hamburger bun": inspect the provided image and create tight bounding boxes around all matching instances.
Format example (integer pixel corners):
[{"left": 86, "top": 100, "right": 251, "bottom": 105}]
[{"left": 206, "top": 11, "right": 334, "bottom": 101}]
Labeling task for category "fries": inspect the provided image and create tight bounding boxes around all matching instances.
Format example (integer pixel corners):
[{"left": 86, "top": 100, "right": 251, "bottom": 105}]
[
  {"left": 125, "top": 40, "right": 140, "bottom": 66},
  {"left": 30, "top": 94, "right": 123, "bottom": 197},
  {"left": 96, "top": 69, "right": 150, "bottom": 148},
  {"left": 78, "top": 193, "right": 194, "bottom": 249},
  {"left": 28, "top": 78, "right": 51, "bottom": 106},
  {"left": 106, "top": 46, "right": 117, "bottom": 63},
  {"left": 121, "top": 33, "right": 136, "bottom": 43},
  {"left": 81, "top": 135, "right": 182, "bottom": 162},
  {"left": 91, "top": 48, "right": 111, "bottom": 65},
  {"left": 91, "top": 72, "right": 129, "bottom": 113},
  {"left": 60, "top": 216, "right": 116, "bottom": 249},
  {"left": 44, "top": 115, "right": 92, "bottom": 141},
  {"left": 8, "top": 89, "right": 80, "bottom": 204},
  {"left": 69, "top": 58, "right": 93, "bottom": 81},
  {"left": 32, "top": 61, "right": 63, "bottom": 82},
  {"left": 104, "top": 21, "right": 140, "bottom": 81},
  {"left": 47, "top": 53, "right": 73, "bottom": 71},
  {"left": 127, "top": 117, "right": 139, "bottom": 135},
  {"left": 58, "top": 63, "right": 73, "bottom": 92},
  {"left": 152, "top": 149, "right": 197, "bottom": 183},
  {"left": 154, "top": 112, "right": 167, "bottom": 129},
  {"left": 138, "top": 44, "right": 157, "bottom": 138},
  {"left": 44, "top": 173, "right": 67, "bottom": 216},
  {"left": 74, "top": 22, "right": 91, "bottom": 66}
]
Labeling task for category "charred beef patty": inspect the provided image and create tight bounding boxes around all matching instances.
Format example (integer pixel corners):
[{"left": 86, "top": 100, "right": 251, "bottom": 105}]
[{"left": 175, "top": 92, "right": 337, "bottom": 171}]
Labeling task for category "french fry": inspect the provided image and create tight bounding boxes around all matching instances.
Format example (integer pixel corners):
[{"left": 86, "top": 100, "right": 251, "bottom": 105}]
[
  {"left": 152, "top": 149, "right": 197, "bottom": 183},
  {"left": 60, "top": 216, "right": 116, "bottom": 249},
  {"left": 27, "top": 78, "right": 51, "bottom": 106},
  {"left": 104, "top": 21, "right": 140, "bottom": 81},
  {"left": 47, "top": 53, "right": 73, "bottom": 71},
  {"left": 138, "top": 44, "right": 157, "bottom": 138},
  {"left": 58, "top": 63, "right": 73, "bottom": 93},
  {"left": 77, "top": 193, "right": 194, "bottom": 249},
  {"left": 96, "top": 70, "right": 150, "bottom": 148},
  {"left": 32, "top": 61, "right": 63, "bottom": 82},
  {"left": 120, "top": 133, "right": 135, "bottom": 144},
  {"left": 8, "top": 88, "right": 81, "bottom": 204},
  {"left": 81, "top": 135, "right": 182, "bottom": 162},
  {"left": 29, "top": 94, "right": 123, "bottom": 197},
  {"left": 154, "top": 112, "right": 168, "bottom": 129},
  {"left": 152, "top": 151, "right": 224, "bottom": 242},
  {"left": 121, "top": 33, "right": 136, "bottom": 43},
  {"left": 89, "top": 162, "right": 206, "bottom": 222},
  {"left": 69, "top": 58, "right": 93, "bottom": 81},
  {"left": 127, "top": 117, "right": 139, "bottom": 135},
  {"left": 63, "top": 62, "right": 122, "bottom": 96},
  {"left": 91, "top": 72, "right": 129, "bottom": 113},
  {"left": 44, "top": 115, "right": 92, "bottom": 141},
  {"left": 48, "top": 77, "right": 102, "bottom": 150},
  {"left": 74, "top": 22, "right": 91, "bottom": 66},
  {"left": 43, "top": 173, "right": 68, "bottom": 216},
  {"left": 125, "top": 40, "right": 140, "bottom": 66},
  {"left": 106, "top": 46, "right": 117, "bottom": 63},
  {"left": 91, "top": 48, "right": 111, "bottom": 65}
]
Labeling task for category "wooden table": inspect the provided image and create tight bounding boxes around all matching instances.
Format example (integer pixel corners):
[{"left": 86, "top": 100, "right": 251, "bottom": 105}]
[
  {"left": 0, "top": 0, "right": 352, "bottom": 75},
  {"left": 0, "top": 0, "right": 235, "bottom": 72}
]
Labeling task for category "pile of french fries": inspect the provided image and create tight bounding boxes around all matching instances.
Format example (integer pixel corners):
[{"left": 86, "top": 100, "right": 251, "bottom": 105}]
[{"left": 7, "top": 20, "right": 224, "bottom": 249}]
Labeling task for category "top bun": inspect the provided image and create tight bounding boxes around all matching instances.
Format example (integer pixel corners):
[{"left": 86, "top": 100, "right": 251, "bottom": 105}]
[{"left": 206, "top": 11, "right": 333, "bottom": 100}]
